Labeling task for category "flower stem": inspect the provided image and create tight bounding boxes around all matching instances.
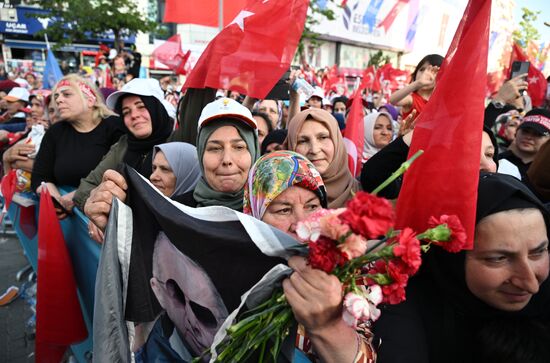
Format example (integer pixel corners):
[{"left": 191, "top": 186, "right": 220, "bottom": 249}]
[{"left": 371, "top": 149, "right": 424, "bottom": 195}]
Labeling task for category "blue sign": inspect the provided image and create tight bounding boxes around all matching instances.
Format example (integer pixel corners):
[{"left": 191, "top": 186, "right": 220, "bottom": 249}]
[
  {"left": 0, "top": 6, "right": 135, "bottom": 44},
  {"left": 0, "top": 6, "right": 47, "bottom": 35}
]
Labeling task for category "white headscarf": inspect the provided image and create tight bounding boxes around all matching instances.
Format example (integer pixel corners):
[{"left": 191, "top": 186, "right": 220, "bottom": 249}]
[
  {"left": 363, "top": 111, "right": 393, "bottom": 161},
  {"left": 153, "top": 142, "right": 202, "bottom": 197}
]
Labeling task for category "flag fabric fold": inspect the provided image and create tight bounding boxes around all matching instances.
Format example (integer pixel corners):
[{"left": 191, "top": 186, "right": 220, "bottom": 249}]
[
  {"left": 151, "top": 34, "right": 191, "bottom": 75},
  {"left": 94, "top": 166, "right": 298, "bottom": 361},
  {"left": 343, "top": 88, "right": 366, "bottom": 177},
  {"left": 36, "top": 189, "right": 87, "bottom": 363},
  {"left": 183, "top": 0, "right": 309, "bottom": 99},
  {"left": 395, "top": 0, "right": 492, "bottom": 249},
  {"left": 42, "top": 49, "right": 63, "bottom": 90}
]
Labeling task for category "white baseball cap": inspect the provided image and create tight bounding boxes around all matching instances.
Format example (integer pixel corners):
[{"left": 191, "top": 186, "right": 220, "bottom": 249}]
[
  {"left": 4, "top": 87, "right": 30, "bottom": 103},
  {"left": 106, "top": 78, "right": 176, "bottom": 119},
  {"left": 308, "top": 86, "right": 325, "bottom": 102},
  {"left": 198, "top": 97, "right": 257, "bottom": 131}
]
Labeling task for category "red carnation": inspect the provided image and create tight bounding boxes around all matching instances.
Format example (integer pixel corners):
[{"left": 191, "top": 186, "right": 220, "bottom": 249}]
[
  {"left": 339, "top": 192, "right": 395, "bottom": 240},
  {"left": 392, "top": 228, "right": 422, "bottom": 275},
  {"left": 308, "top": 236, "right": 347, "bottom": 273},
  {"left": 381, "top": 261, "right": 409, "bottom": 304},
  {"left": 428, "top": 215, "right": 468, "bottom": 253}
]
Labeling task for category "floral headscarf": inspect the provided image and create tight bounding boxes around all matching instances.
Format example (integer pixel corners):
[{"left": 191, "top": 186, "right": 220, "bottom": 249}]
[{"left": 243, "top": 150, "right": 327, "bottom": 220}]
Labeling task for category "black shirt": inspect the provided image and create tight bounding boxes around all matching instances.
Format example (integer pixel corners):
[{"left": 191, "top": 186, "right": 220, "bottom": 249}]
[
  {"left": 498, "top": 150, "right": 530, "bottom": 180},
  {"left": 31, "top": 116, "right": 124, "bottom": 190}
]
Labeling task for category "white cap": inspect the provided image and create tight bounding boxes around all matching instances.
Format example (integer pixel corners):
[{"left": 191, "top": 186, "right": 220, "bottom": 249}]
[
  {"left": 4, "top": 87, "right": 30, "bottom": 103},
  {"left": 198, "top": 97, "right": 257, "bottom": 131},
  {"left": 308, "top": 86, "right": 325, "bottom": 101},
  {"left": 106, "top": 78, "right": 176, "bottom": 119}
]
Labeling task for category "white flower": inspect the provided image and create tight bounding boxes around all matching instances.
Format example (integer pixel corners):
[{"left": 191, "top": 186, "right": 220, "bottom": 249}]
[{"left": 296, "top": 219, "right": 321, "bottom": 242}]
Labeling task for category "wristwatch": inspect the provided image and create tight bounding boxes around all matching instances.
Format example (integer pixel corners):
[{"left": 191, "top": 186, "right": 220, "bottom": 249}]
[{"left": 491, "top": 100, "right": 505, "bottom": 109}]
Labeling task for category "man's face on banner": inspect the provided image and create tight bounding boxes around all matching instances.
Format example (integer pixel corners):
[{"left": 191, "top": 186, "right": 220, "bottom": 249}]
[{"left": 150, "top": 232, "right": 229, "bottom": 356}]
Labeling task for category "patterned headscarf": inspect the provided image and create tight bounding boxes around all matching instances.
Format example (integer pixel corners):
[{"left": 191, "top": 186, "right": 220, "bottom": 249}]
[{"left": 243, "top": 150, "right": 327, "bottom": 219}]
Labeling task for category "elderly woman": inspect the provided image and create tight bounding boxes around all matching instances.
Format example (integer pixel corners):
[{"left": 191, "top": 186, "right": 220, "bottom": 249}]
[
  {"left": 31, "top": 74, "right": 124, "bottom": 216},
  {"left": 373, "top": 173, "right": 550, "bottom": 363},
  {"left": 285, "top": 108, "right": 360, "bottom": 208},
  {"left": 363, "top": 111, "right": 394, "bottom": 162},
  {"left": 150, "top": 142, "right": 201, "bottom": 199},
  {"left": 244, "top": 150, "right": 376, "bottom": 363},
  {"left": 83, "top": 96, "right": 258, "bottom": 240}
]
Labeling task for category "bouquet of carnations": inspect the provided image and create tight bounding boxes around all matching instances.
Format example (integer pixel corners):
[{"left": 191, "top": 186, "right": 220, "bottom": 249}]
[{"left": 206, "top": 188, "right": 467, "bottom": 362}]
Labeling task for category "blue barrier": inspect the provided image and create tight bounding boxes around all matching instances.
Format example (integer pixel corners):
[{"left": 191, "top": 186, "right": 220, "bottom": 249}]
[{"left": 7, "top": 189, "right": 100, "bottom": 363}]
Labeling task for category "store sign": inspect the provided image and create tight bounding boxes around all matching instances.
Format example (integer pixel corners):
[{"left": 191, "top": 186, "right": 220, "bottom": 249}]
[{"left": 0, "top": 7, "right": 46, "bottom": 35}]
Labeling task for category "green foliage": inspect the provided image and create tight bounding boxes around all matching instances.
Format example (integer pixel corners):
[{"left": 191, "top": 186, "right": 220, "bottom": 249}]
[
  {"left": 298, "top": 0, "right": 337, "bottom": 62},
  {"left": 368, "top": 50, "right": 391, "bottom": 68},
  {"left": 512, "top": 7, "right": 541, "bottom": 47},
  {"left": 28, "top": 0, "right": 158, "bottom": 50}
]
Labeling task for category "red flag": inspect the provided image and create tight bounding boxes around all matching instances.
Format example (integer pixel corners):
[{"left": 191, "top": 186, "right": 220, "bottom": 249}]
[
  {"left": 343, "top": 89, "right": 365, "bottom": 177},
  {"left": 360, "top": 66, "right": 376, "bottom": 90},
  {"left": 509, "top": 43, "right": 548, "bottom": 107},
  {"left": 36, "top": 189, "right": 87, "bottom": 362},
  {"left": 151, "top": 34, "right": 191, "bottom": 75},
  {"left": 183, "top": 0, "right": 309, "bottom": 99},
  {"left": 395, "top": 0, "right": 492, "bottom": 249},
  {"left": 164, "top": 0, "right": 246, "bottom": 26},
  {"left": 0, "top": 170, "right": 17, "bottom": 210}
]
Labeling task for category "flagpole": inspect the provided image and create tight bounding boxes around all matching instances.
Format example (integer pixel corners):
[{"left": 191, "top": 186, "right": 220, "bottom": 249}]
[{"left": 218, "top": 0, "right": 223, "bottom": 31}]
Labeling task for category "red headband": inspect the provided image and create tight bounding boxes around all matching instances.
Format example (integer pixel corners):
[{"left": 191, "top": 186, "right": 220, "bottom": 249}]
[
  {"left": 522, "top": 115, "right": 550, "bottom": 131},
  {"left": 57, "top": 79, "right": 97, "bottom": 104}
]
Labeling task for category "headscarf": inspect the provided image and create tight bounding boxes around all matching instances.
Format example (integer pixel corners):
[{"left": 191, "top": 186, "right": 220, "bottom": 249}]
[
  {"left": 285, "top": 108, "right": 360, "bottom": 208},
  {"left": 118, "top": 95, "right": 174, "bottom": 177},
  {"left": 194, "top": 119, "right": 259, "bottom": 210},
  {"left": 260, "top": 129, "right": 287, "bottom": 155},
  {"left": 243, "top": 150, "right": 328, "bottom": 219},
  {"left": 153, "top": 142, "right": 201, "bottom": 197},
  {"left": 363, "top": 111, "right": 393, "bottom": 161},
  {"left": 417, "top": 172, "right": 550, "bottom": 361}
]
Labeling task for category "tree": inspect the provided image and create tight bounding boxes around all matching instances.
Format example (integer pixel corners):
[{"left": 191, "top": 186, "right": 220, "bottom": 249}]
[
  {"left": 29, "top": 0, "right": 158, "bottom": 51},
  {"left": 512, "top": 7, "right": 541, "bottom": 47},
  {"left": 368, "top": 50, "right": 391, "bottom": 68},
  {"left": 298, "top": 0, "right": 337, "bottom": 65}
]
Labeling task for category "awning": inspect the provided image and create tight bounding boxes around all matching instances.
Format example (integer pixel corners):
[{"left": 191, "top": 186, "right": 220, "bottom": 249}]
[{"left": 5, "top": 40, "right": 100, "bottom": 52}]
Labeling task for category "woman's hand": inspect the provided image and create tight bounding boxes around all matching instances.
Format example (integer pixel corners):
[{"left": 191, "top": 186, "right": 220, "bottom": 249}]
[
  {"left": 494, "top": 74, "right": 529, "bottom": 105},
  {"left": 83, "top": 169, "right": 128, "bottom": 231},
  {"left": 87, "top": 220, "right": 105, "bottom": 244},
  {"left": 283, "top": 256, "right": 343, "bottom": 334},
  {"left": 398, "top": 109, "right": 417, "bottom": 137}
]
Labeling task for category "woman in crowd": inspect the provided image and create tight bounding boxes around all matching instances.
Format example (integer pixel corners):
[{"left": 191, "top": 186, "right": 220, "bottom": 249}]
[
  {"left": 261, "top": 128, "right": 287, "bottom": 155},
  {"left": 83, "top": 96, "right": 258, "bottom": 238},
  {"left": 31, "top": 74, "right": 124, "bottom": 215},
  {"left": 373, "top": 173, "right": 550, "bottom": 363},
  {"left": 74, "top": 78, "right": 175, "bottom": 235},
  {"left": 150, "top": 142, "right": 201, "bottom": 200},
  {"left": 285, "top": 108, "right": 360, "bottom": 208},
  {"left": 363, "top": 111, "right": 394, "bottom": 162},
  {"left": 252, "top": 111, "right": 273, "bottom": 147},
  {"left": 244, "top": 150, "right": 376, "bottom": 362},
  {"left": 389, "top": 54, "right": 443, "bottom": 119}
]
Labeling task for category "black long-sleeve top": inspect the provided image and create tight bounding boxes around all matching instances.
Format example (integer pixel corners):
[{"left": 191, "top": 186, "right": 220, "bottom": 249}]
[{"left": 31, "top": 116, "right": 124, "bottom": 191}]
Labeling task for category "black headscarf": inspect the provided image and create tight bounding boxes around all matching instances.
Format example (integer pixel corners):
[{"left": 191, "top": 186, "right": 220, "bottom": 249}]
[
  {"left": 117, "top": 95, "right": 174, "bottom": 177},
  {"left": 374, "top": 173, "right": 550, "bottom": 363}
]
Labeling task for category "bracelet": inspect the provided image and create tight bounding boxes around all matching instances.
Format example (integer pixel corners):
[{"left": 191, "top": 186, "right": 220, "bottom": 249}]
[{"left": 352, "top": 331, "right": 361, "bottom": 363}]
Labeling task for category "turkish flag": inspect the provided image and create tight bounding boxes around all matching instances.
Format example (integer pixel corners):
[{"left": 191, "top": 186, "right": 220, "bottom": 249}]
[
  {"left": 164, "top": 0, "right": 246, "bottom": 27},
  {"left": 151, "top": 34, "right": 191, "bottom": 75},
  {"left": 395, "top": 0, "right": 492, "bottom": 249},
  {"left": 360, "top": 66, "right": 376, "bottom": 90},
  {"left": 343, "top": 88, "right": 366, "bottom": 177},
  {"left": 36, "top": 189, "right": 87, "bottom": 363},
  {"left": 509, "top": 43, "right": 548, "bottom": 107},
  {"left": 183, "top": 0, "right": 309, "bottom": 99}
]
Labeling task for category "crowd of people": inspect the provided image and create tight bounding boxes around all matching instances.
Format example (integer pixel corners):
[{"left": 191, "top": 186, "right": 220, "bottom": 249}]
[{"left": 1, "top": 45, "right": 549, "bottom": 362}]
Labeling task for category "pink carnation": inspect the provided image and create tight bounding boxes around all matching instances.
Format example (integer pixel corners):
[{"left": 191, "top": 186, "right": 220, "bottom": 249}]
[
  {"left": 339, "top": 233, "right": 368, "bottom": 259},
  {"left": 319, "top": 212, "right": 351, "bottom": 241},
  {"left": 296, "top": 209, "right": 333, "bottom": 242}
]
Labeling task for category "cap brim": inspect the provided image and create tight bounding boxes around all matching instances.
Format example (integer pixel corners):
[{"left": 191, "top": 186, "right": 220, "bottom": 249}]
[
  {"left": 3, "top": 96, "right": 24, "bottom": 102},
  {"left": 519, "top": 122, "right": 549, "bottom": 136},
  {"left": 200, "top": 114, "right": 257, "bottom": 130},
  {"left": 105, "top": 90, "right": 129, "bottom": 110}
]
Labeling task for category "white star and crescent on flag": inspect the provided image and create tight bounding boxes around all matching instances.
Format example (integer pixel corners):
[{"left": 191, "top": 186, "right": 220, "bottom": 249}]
[{"left": 228, "top": 10, "right": 255, "bottom": 31}]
